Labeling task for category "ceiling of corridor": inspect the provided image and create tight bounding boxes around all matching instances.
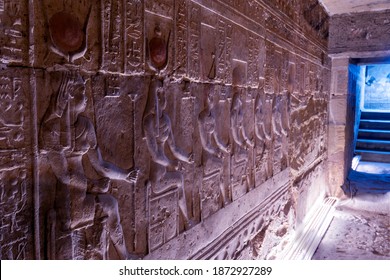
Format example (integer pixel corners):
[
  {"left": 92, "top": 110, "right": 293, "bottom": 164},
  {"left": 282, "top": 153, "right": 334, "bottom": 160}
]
[{"left": 319, "top": 0, "right": 390, "bottom": 15}]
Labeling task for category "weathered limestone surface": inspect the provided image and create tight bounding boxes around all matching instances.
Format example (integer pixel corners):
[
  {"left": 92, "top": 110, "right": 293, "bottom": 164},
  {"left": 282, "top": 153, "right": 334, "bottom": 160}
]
[
  {"left": 0, "top": 0, "right": 330, "bottom": 259},
  {"left": 329, "top": 9, "right": 390, "bottom": 54}
]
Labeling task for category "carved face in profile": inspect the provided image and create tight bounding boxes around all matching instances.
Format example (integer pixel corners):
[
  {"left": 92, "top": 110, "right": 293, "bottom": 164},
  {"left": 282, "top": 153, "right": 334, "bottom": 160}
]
[
  {"left": 156, "top": 87, "right": 166, "bottom": 111},
  {"left": 72, "top": 83, "right": 87, "bottom": 113}
]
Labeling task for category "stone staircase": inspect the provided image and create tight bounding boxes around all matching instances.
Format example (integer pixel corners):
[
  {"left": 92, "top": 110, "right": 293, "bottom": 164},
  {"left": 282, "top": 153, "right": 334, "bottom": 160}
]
[{"left": 355, "top": 111, "right": 390, "bottom": 163}]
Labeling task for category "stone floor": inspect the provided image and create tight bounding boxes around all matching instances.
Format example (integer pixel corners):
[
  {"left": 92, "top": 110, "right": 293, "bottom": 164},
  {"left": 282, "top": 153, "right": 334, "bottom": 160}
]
[
  {"left": 312, "top": 192, "right": 390, "bottom": 260},
  {"left": 356, "top": 161, "right": 390, "bottom": 174}
]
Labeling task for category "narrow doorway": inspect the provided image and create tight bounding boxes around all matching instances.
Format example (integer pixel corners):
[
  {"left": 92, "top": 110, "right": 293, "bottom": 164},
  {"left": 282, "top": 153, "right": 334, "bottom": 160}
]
[{"left": 346, "top": 60, "right": 390, "bottom": 194}]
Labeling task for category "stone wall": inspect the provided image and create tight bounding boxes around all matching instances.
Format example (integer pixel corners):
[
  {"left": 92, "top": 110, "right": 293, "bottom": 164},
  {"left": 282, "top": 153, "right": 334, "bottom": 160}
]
[
  {"left": 329, "top": 9, "right": 390, "bottom": 54},
  {"left": 0, "top": 0, "right": 330, "bottom": 259}
]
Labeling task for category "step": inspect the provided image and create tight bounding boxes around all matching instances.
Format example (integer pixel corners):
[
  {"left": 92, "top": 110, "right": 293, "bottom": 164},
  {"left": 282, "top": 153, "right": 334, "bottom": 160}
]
[
  {"left": 355, "top": 149, "right": 390, "bottom": 163},
  {"left": 281, "top": 197, "right": 338, "bottom": 260},
  {"left": 358, "top": 129, "right": 390, "bottom": 141},
  {"left": 359, "top": 119, "right": 390, "bottom": 130},
  {"left": 356, "top": 139, "right": 390, "bottom": 151},
  {"left": 360, "top": 111, "right": 390, "bottom": 120}
]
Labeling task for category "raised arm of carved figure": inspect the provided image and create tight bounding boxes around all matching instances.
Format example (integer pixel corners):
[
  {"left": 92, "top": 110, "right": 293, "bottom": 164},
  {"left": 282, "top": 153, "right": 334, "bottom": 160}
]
[
  {"left": 272, "top": 101, "right": 282, "bottom": 137},
  {"left": 87, "top": 147, "right": 139, "bottom": 184},
  {"left": 84, "top": 118, "right": 139, "bottom": 184},
  {"left": 46, "top": 150, "right": 86, "bottom": 187},
  {"left": 241, "top": 123, "right": 254, "bottom": 148},
  {"left": 231, "top": 111, "right": 245, "bottom": 147},
  {"left": 213, "top": 132, "right": 230, "bottom": 154},
  {"left": 197, "top": 116, "right": 219, "bottom": 156},
  {"left": 255, "top": 119, "right": 266, "bottom": 141},
  {"left": 167, "top": 117, "right": 193, "bottom": 164},
  {"left": 281, "top": 97, "right": 289, "bottom": 136},
  {"left": 143, "top": 114, "right": 172, "bottom": 167}
]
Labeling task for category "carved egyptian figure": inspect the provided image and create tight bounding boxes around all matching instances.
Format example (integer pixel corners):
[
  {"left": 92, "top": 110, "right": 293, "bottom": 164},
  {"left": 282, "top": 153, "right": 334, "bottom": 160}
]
[
  {"left": 198, "top": 90, "right": 230, "bottom": 205},
  {"left": 272, "top": 93, "right": 289, "bottom": 172},
  {"left": 143, "top": 79, "right": 194, "bottom": 229},
  {"left": 254, "top": 93, "right": 273, "bottom": 182},
  {"left": 231, "top": 92, "right": 254, "bottom": 158},
  {"left": 230, "top": 92, "right": 254, "bottom": 195},
  {"left": 40, "top": 72, "right": 139, "bottom": 260}
]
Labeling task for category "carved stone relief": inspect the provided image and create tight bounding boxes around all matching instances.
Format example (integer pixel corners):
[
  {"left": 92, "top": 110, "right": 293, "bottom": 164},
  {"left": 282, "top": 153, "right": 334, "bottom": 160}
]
[
  {"left": 197, "top": 85, "right": 230, "bottom": 219},
  {"left": 38, "top": 71, "right": 139, "bottom": 259},
  {"left": 0, "top": 0, "right": 29, "bottom": 65},
  {"left": 230, "top": 90, "right": 254, "bottom": 200},
  {"left": 254, "top": 91, "right": 273, "bottom": 185},
  {"left": 0, "top": 69, "right": 33, "bottom": 259},
  {"left": 142, "top": 79, "right": 194, "bottom": 251},
  {"left": 0, "top": 0, "right": 330, "bottom": 260}
]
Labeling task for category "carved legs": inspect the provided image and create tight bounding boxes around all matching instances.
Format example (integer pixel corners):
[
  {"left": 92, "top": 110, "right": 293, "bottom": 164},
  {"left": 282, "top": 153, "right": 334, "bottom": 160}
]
[{"left": 96, "top": 194, "right": 137, "bottom": 260}]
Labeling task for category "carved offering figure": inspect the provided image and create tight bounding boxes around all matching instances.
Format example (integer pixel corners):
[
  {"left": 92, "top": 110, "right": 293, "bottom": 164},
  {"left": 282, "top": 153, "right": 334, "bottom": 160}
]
[
  {"left": 254, "top": 93, "right": 273, "bottom": 185},
  {"left": 230, "top": 92, "right": 254, "bottom": 199},
  {"left": 143, "top": 79, "right": 194, "bottom": 239},
  {"left": 198, "top": 89, "right": 230, "bottom": 219},
  {"left": 272, "top": 93, "right": 289, "bottom": 174},
  {"left": 40, "top": 72, "right": 139, "bottom": 260}
]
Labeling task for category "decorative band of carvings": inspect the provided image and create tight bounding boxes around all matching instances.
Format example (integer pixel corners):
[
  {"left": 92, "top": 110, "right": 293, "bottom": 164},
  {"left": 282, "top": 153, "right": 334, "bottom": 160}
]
[
  {"left": 145, "top": 168, "right": 290, "bottom": 260},
  {"left": 191, "top": 178, "right": 290, "bottom": 260}
]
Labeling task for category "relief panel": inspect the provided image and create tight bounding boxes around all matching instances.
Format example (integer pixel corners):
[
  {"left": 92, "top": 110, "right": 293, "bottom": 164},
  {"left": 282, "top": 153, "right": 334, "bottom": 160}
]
[
  {"left": 38, "top": 71, "right": 140, "bottom": 260},
  {"left": 174, "top": 0, "right": 188, "bottom": 77},
  {"left": 102, "top": 0, "right": 124, "bottom": 72},
  {"left": 272, "top": 92, "right": 289, "bottom": 175},
  {"left": 229, "top": 81, "right": 255, "bottom": 200},
  {"left": 0, "top": 68, "right": 33, "bottom": 259},
  {"left": 200, "top": 22, "right": 216, "bottom": 81},
  {"left": 188, "top": 2, "right": 201, "bottom": 80},
  {"left": 0, "top": 0, "right": 29, "bottom": 65},
  {"left": 125, "top": 0, "right": 145, "bottom": 73},
  {"left": 197, "top": 84, "right": 231, "bottom": 220},
  {"left": 142, "top": 79, "right": 194, "bottom": 251},
  {"left": 254, "top": 90, "right": 273, "bottom": 186}
]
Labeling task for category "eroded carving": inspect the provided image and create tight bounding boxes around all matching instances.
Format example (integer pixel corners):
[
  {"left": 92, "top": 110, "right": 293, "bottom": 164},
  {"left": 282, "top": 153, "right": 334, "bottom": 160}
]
[{"left": 39, "top": 72, "right": 139, "bottom": 259}]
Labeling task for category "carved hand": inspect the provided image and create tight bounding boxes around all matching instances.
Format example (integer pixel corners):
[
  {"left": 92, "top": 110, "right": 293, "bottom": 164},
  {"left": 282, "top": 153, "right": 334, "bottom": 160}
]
[
  {"left": 186, "top": 152, "right": 194, "bottom": 164},
  {"left": 126, "top": 168, "right": 140, "bottom": 183}
]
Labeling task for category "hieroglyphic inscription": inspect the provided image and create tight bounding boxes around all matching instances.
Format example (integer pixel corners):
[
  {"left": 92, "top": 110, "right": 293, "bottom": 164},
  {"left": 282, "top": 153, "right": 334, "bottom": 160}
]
[
  {"left": 216, "top": 20, "right": 226, "bottom": 81},
  {"left": 188, "top": 3, "right": 200, "bottom": 79},
  {"left": 174, "top": 0, "right": 188, "bottom": 77},
  {"left": 0, "top": 0, "right": 28, "bottom": 64},
  {"left": 248, "top": 35, "right": 260, "bottom": 87},
  {"left": 102, "top": 0, "right": 123, "bottom": 72},
  {"left": 145, "top": 0, "right": 173, "bottom": 18},
  {"left": 148, "top": 188, "right": 178, "bottom": 252},
  {"left": 201, "top": 23, "right": 216, "bottom": 80},
  {"left": 125, "top": 0, "right": 144, "bottom": 73},
  {"left": 0, "top": 70, "right": 32, "bottom": 260}
]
